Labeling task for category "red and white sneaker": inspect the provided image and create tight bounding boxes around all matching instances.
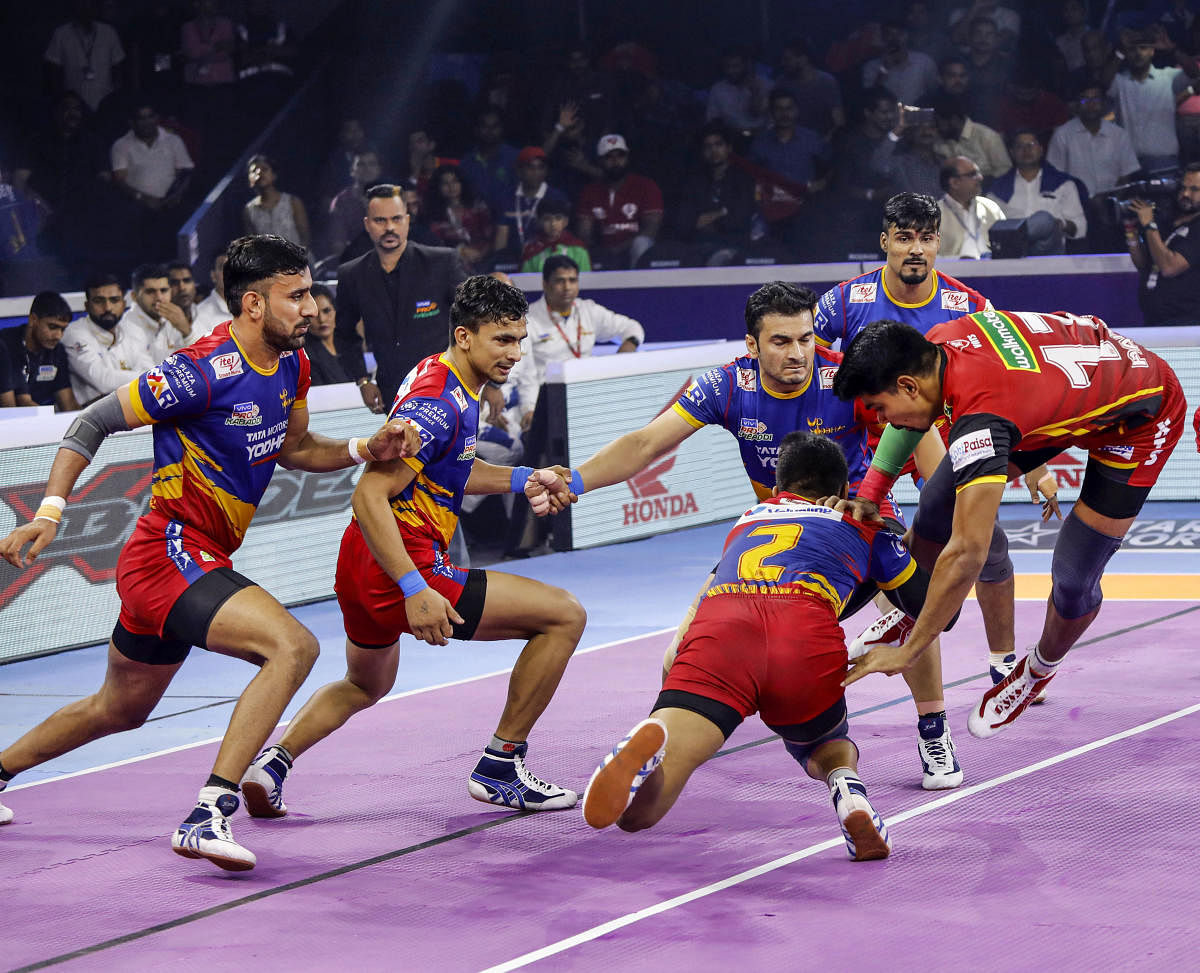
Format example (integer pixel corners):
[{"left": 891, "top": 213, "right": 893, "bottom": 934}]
[
  {"left": 848, "top": 608, "right": 915, "bottom": 661},
  {"left": 968, "top": 655, "right": 1056, "bottom": 739}
]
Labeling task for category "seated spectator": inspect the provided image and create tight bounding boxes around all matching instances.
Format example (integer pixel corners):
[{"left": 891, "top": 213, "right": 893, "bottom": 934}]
[
  {"left": 832, "top": 86, "right": 901, "bottom": 205},
  {"left": 871, "top": 108, "right": 943, "bottom": 197},
  {"left": 961, "top": 15, "right": 1013, "bottom": 125},
  {"left": 1046, "top": 84, "right": 1141, "bottom": 196},
  {"left": 326, "top": 150, "right": 383, "bottom": 260},
  {"left": 243, "top": 153, "right": 311, "bottom": 248},
  {"left": 403, "top": 128, "right": 456, "bottom": 197},
  {"left": 402, "top": 185, "right": 441, "bottom": 247},
  {"left": 318, "top": 117, "right": 371, "bottom": 208},
  {"left": 938, "top": 155, "right": 1005, "bottom": 257},
  {"left": 937, "top": 55, "right": 973, "bottom": 100},
  {"left": 494, "top": 146, "right": 570, "bottom": 264},
  {"left": 110, "top": 100, "right": 193, "bottom": 258},
  {"left": 167, "top": 259, "right": 199, "bottom": 333},
  {"left": 1109, "top": 26, "right": 1195, "bottom": 172},
  {"left": 577, "top": 134, "right": 664, "bottom": 269},
  {"left": 459, "top": 108, "right": 520, "bottom": 216},
  {"left": 1055, "top": 0, "right": 1090, "bottom": 74},
  {"left": 949, "top": 2, "right": 1020, "bottom": 53},
  {"left": 539, "top": 44, "right": 619, "bottom": 153},
  {"left": 0, "top": 291, "right": 79, "bottom": 411},
  {"left": 706, "top": 45, "right": 769, "bottom": 137},
  {"left": 120, "top": 262, "right": 191, "bottom": 361},
  {"left": 304, "top": 284, "right": 352, "bottom": 385},
  {"left": 676, "top": 123, "right": 757, "bottom": 265},
  {"left": 988, "top": 129, "right": 1087, "bottom": 255},
  {"left": 773, "top": 38, "right": 844, "bottom": 137},
  {"left": 749, "top": 89, "right": 830, "bottom": 189},
  {"left": 520, "top": 196, "right": 591, "bottom": 273},
  {"left": 424, "top": 164, "right": 495, "bottom": 272},
  {"left": 191, "top": 251, "right": 229, "bottom": 338},
  {"left": 62, "top": 272, "right": 153, "bottom": 405},
  {"left": 861, "top": 20, "right": 939, "bottom": 105},
  {"left": 995, "top": 71, "right": 1070, "bottom": 144},
  {"left": 931, "top": 92, "right": 1010, "bottom": 180},
  {"left": 44, "top": 0, "right": 125, "bottom": 113}
]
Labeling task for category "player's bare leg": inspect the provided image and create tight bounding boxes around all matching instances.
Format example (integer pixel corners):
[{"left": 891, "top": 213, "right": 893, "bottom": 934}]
[{"left": 805, "top": 738, "right": 891, "bottom": 861}]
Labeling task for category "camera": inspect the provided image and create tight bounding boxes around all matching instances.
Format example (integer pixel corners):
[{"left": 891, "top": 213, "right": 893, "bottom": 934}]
[{"left": 1099, "top": 175, "right": 1179, "bottom": 224}]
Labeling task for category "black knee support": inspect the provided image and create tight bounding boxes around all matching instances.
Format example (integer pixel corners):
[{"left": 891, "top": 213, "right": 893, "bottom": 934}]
[{"left": 1050, "top": 512, "right": 1123, "bottom": 619}]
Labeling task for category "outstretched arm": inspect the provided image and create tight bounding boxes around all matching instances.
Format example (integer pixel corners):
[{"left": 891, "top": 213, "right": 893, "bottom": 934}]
[
  {"left": 278, "top": 409, "right": 422, "bottom": 471},
  {"left": 573, "top": 408, "right": 696, "bottom": 493}
]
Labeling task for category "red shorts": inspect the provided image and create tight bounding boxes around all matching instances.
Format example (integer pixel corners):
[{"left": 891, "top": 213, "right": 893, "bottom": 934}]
[
  {"left": 662, "top": 592, "right": 847, "bottom": 728},
  {"left": 116, "top": 513, "right": 233, "bottom": 637},
  {"left": 335, "top": 519, "right": 476, "bottom": 647},
  {"left": 1083, "top": 369, "right": 1188, "bottom": 490}
]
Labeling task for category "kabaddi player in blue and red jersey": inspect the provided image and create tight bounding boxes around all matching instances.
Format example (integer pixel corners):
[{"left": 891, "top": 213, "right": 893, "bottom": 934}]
[
  {"left": 242, "top": 275, "right": 586, "bottom": 818},
  {"left": 568, "top": 281, "right": 964, "bottom": 790},
  {"left": 0, "top": 236, "right": 420, "bottom": 870},
  {"left": 835, "top": 311, "right": 1186, "bottom": 736},
  {"left": 582, "top": 432, "right": 957, "bottom": 859}
]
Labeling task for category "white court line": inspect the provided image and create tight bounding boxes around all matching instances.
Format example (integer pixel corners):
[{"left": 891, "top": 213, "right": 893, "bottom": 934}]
[
  {"left": 5, "top": 627, "right": 677, "bottom": 792},
  {"left": 481, "top": 701, "right": 1200, "bottom": 973}
]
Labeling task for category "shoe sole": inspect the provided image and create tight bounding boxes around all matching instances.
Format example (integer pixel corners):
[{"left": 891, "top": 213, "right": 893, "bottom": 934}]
[
  {"left": 241, "top": 781, "right": 287, "bottom": 818},
  {"left": 842, "top": 810, "right": 890, "bottom": 862},
  {"left": 921, "top": 771, "right": 964, "bottom": 791},
  {"left": 582, "top": 721, "right": 666, "bottom": 830},
  {"left": 171, "top": 843, "right": 256, "bottom": 872}
]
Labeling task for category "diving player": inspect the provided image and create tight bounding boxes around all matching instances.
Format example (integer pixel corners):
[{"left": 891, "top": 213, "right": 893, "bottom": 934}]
[
  {"left": 0, "top": 235, "right": 421, "bottom": 869},
  {"left": 834, "top": 311, "right": 1186, "bottom": 736},
  {"left": 240, "top": 274, "right": 585, "bottom": 819}
]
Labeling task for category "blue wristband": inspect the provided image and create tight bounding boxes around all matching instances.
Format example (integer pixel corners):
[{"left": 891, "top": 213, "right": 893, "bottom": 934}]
[
  {"left": 398, "top": 569, "right": 427, "bottom": 598},
  {"left": 569, "top": 469, "right": 585, "bottom": 496},
  {"left": 510, "top": 466, "right": 534, "bottom": 493}
]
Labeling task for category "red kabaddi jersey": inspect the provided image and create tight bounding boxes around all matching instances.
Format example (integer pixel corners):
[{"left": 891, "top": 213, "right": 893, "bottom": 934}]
[{"left": 577, "top": 174, "right": 664, "bottom": 249}]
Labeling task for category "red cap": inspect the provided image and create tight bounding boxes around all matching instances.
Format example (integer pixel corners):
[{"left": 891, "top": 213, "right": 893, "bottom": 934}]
[{"left": 517, "top": 146, "right": 547, "bottom": 165}]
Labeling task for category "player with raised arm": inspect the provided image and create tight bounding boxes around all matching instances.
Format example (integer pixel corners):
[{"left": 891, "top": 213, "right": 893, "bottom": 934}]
[
  {"left": 833, "top": 311, "right": 1186, "bottom": 736},
  {"left": 0, "top": 235, "right": 421, "bottom": 869},
  {"left": 581, "top": 432, "right": 958, "bottom": 858},
  {"left": 563, "top": 281, "right": 965, "bottom": 790},
  {"left": 240, "top": 275, "right": 586, "bottom": 818},
  {"left": 814, "top": 191, "right": 1059, "bottom": 692}
]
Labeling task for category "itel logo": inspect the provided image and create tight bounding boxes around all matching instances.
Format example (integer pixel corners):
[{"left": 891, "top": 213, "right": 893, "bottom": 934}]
[
  {"left": 0, "top": 462, "right": 359, "bottom": 609},
  {"left": 622, "top": 379, "right": 700, "bottom": 526}
]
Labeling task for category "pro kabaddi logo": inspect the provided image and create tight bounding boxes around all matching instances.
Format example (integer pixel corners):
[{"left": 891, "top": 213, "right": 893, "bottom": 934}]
[
  {"left": 0, "top": 461, "right": 359, "bottom": 609},
  {"left": 622, "top": 379, "right": 699, "bottom": 526},
  {"left": 969, "top": 310, "right": 1041, "bottom": 373}
]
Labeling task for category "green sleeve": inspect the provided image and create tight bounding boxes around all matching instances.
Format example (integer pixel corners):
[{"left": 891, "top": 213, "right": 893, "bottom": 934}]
[
  {"left": 571, "top": 246, "right": 592, "bottom": 272},
  {"left": 872, "top": 424, "right": 925, "bottom": 475}
]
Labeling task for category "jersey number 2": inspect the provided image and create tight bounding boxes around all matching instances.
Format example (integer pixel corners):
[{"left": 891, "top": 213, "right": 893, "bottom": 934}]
[{"left": 737, "top": 524, "right": 803, "bottom": 582}]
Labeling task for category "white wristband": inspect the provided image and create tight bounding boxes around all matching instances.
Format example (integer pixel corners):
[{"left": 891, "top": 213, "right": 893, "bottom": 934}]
[
  {"left": 348, "top": 438, "right": 370, "bottom": 465},
  {"left": 41, "top": 496, "right": 67, "bottom": 513}
]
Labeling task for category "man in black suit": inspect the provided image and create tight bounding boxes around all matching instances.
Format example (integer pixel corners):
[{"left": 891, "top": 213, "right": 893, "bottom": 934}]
[{"left": 335, "top": 184, "right": 467, "bottom": 413}]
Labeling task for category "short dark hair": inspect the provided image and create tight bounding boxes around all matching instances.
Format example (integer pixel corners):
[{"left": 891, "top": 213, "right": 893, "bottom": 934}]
[
  {"left": 832, "top": 320, "right": 940, "bottom": 400},
  {"left": 883, "top": 192, "right": 941, "bottom": 232},
  {"left": 248, "top": 153, "right": 275, "bottom": 170},
  {"left": 1184, "top": 162, "right": 1200, "bottom": 176},
  {"left": 223, "top": 234, "right": 310, "bottom": 318},
  {"left": 310, "top": 283, "right": 334, "bottom": 302},
  {"left": 450, "top": 274, "right": 529, "bottom": 335},
  {"left": 537, "top": 195, "right": 571, "bottom": 218},
  {"left": 166, "top": 259, "right": 193, "bottom": 275},
  {"left": 83, "top": 273, "right": 122, "bottom": 299},
  {"left": 1007, "top": 127, "right": 1041, "bottom": 148},
  {"left": 775, "top": 431, "right": 849, "bottom": 497},
  {"left": 30, "top": 290, "right": 72, "bottom": 322},
  {"left": 131, "top": 263, "right": 169, "bottom": 290},
  {"left": 939, "top": 55, "right": 969, "bottom": 75},
  {"left": 768, "top": 87, "right": 798, "bottom": 108},
  {"left": 542, "top": 254, "right": 580, "bottom": 280},
  {"left": 365, "top": 183, "right": 406, "bottom": 202},
  {"left": 744, "top": 281, "right": 818, "bottom": 338},
  {"left": 698, "top": 121, "right": 734, "bottom": 147}
]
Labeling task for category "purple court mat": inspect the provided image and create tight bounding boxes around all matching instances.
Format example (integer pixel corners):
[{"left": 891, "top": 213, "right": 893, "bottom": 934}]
[{"left": 4, "top": 600, "right": 1200, "bottom": 972}]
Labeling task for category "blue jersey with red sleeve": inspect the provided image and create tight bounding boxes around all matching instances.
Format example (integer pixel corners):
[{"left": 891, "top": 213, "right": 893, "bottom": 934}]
[
  {"left": 814, "top": 267, "right": 991, "bottom": 349},
  {"left": 706, "top": 493, "right": 915, "bottom": 613},
  {"left": 384, "top": 353, "right": 479, "bottom": 547},
  {"left": 125, "top": 321, "right": 311, "bottom": 556},
  {"left": 671, "top": 349, "right": 894, "bottom": 513}
]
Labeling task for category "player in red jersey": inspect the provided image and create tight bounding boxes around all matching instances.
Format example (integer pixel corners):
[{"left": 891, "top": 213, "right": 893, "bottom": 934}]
[
  {"left": 833, "top": 310, "right": 1186, "bottom": 737},
  {"left": 582, "top": 432, "right": 958, "bottom": 860},
  {"left": 0, "top": 236, "right": 420, "bottom": 869},
  {"left": 240, "top": 275, "right": 586, "bottom": 818}
]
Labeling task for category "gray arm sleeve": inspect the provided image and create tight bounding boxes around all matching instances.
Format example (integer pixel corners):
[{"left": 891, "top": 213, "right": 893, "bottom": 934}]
[{"left": 61, "top": 392, "right": 130, "bottom": 462}]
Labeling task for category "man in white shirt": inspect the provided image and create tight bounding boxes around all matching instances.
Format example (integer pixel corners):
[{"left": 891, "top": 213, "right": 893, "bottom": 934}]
[
  {"left": 931, "top": 93, "right": 1010, "bottom": 180},
  {"left": 1107, "top": 29, "right": 1194, "bottom": 172},
  {"left": 62, "top": 272, "right": 155, "bottom": 405},
  {"left": 987, "top": 130, "right": 1087, "bottom": 255},
  {"left": 1046, "top": 84, "right": 1141, "bottom": 196},
  {"left": 44, "top": 2, "right": 125, "bottom": 112},
  {"left": 937, "top": 156, "right": 1005, "bottom": 258},
  {"left": 191, "top": 252, "right": 230, "bottom": 338},
  {"left": 111, "top": 104, "right": 194, "bottom": 208},
  {"left": 119, "top": 263, "right": 193, "bottom": 363}
]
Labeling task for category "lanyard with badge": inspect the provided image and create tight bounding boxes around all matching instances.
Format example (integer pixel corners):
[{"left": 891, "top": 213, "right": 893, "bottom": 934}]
[
  {"left": 550, "top": 307, "right": 582, "bottom": 358},
  {"left": 947, "top": 200, "right": 989, "bottom": 257},
  {"left": 75, "top": 23, "right": 97, "bottom": 80}
]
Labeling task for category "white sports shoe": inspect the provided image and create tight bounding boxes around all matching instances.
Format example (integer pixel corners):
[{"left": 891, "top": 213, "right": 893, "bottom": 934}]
[
  {"left": 0, "top": 799, "right": 12, "bottom": 825},
  {"left": 916, "top": 715, "right": 963, "bottom": 790},
  {"left": 848, "top": 608, "right": 915, "bottom": 661},
  {"left": 171, "top": 786, "right": 256, "bottom": 871},
  {"left": 582, "top": 718, "right": 668, "bottom": 830},
  {"left": 241, "top": 746, "right": 291, "bottom": 818},
  {"left": 991, "top": 652, "right": 1047, "bottom": 704},
  {"left": 969, "top": 654, "right": 1056, "bottom": 739},
  {"left": 830, "top": 774, "right": 891, "bottom": 861}
]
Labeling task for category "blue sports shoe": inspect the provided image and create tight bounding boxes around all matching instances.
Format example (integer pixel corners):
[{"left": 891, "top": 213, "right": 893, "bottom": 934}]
[
  {"left": 830, "top": 774, "right": 891, "bottom": 862},
  {"left": 582, "top": 717, "right": 668, "bottom": 830},
  {"left": 171, "top": 786, "right": 256, "bottom": 871},
  {"left": 241, "top": 745, "right": 292, "bottom": 818},
  {"left": 468, "top": 741, "right": 578, "bottom": 811}
]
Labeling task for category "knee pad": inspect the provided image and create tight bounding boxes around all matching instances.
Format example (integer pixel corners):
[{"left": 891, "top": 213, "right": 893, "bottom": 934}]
[
  {"left": 977, "top": 519, "right": 1013, "bottom": 584},
  {"left": 912, "top": 456, "right": 956, "bottom": 547},
  {"left": 1050, "top": 513, "right": 1123, "bottom": 619},
  {"left": 770, "top": 700, "right": 855, "bottom": 779}
]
